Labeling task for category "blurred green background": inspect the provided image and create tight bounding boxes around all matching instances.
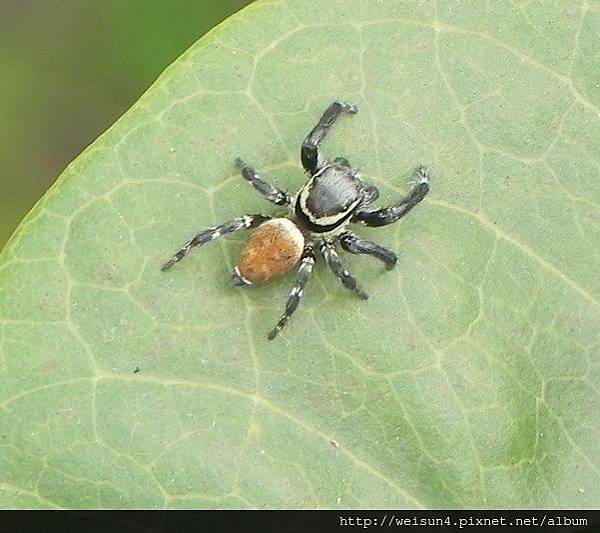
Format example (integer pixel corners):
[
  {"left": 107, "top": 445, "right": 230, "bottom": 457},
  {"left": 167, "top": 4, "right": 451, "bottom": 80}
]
[{"left": 0, "top": 0, "right": 252, "bottom": 249}]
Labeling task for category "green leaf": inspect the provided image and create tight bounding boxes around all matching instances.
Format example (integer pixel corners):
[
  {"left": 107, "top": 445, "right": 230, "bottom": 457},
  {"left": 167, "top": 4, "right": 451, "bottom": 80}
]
[{"left": 1, "top": 0, "right": 599, "bottom": 509}]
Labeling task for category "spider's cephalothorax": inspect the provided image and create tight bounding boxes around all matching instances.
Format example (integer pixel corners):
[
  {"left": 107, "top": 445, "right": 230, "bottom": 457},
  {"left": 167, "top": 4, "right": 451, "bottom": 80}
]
[{"left": 162, "top": 102, "right": 431, "bottom": 339}]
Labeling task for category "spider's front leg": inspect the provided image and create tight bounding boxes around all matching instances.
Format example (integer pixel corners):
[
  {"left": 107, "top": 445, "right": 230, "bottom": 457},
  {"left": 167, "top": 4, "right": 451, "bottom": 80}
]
[
  {"left": 320, "top": 241, "right": 369, "bottom": 300},
  {"left": 301, "top": 101, "right": 358, "bottom": 175},
  {"left": 235, "top": 158, "right": 291, "bottom": 206},
  {"left": 268, "top": 246, "right": 316, "bottom": 340},
  {"left": 353, "top": 165, "right": 431, "bottom": 227},
  {"left": 161, "top": 214, "right": 270, "bottom": 271}
]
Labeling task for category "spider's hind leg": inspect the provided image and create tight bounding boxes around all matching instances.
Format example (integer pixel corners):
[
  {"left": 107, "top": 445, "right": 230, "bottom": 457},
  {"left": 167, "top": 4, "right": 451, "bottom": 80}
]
[
  {"left": 268, "top": 246, "right": 316, "bottom": 340},
  {"left": 161, "top": 214, "right": 270, "bottom": 271}
]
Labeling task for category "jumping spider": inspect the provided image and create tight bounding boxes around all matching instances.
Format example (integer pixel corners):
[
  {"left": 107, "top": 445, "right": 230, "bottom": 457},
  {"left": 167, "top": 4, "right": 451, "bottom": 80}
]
[{"left": 162, "top": 102, "right": 431, "bottom": 339}]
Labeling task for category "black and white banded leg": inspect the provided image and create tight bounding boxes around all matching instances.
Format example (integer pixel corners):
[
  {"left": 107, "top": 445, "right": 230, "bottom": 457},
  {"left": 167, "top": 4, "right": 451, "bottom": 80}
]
[
  {"left": 235, "top": 158, "right": 291, "bottom": 206},
  {"left": 268, "top": 246, "right": 316, "bottom": 340},
  {"left": 340, "top": 231, "right": 397, "bottom": 270},
  {"left": 320, "top": 242, "right": 369, "bottom": 300},
  {"left": 301, "top": 101, "right": 358, "bottom": 174},
  {"left": 161, "top": 214, "right": 270, "bottom": 271},
  {"left": 353, "top": 165, "right": 431, "bottom": 227}
]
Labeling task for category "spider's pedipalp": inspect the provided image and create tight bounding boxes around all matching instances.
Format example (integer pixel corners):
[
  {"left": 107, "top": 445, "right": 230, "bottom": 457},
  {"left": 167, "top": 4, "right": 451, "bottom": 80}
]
[
  {"left": 361, "top": 183, "right": 380, "bottom": 206},
  {"left": 352, "top": 165, "right": 431, "bottom": 227}
]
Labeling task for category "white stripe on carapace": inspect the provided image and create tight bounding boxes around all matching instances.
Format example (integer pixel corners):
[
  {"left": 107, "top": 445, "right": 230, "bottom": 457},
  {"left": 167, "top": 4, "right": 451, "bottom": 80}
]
[{"left": 298, "top": 173, "right": 362, "bottom": 227}]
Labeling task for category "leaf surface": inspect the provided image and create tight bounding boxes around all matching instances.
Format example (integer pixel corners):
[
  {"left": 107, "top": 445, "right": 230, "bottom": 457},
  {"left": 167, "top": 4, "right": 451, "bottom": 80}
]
[{"left": 1, "top": 0, "right": 599, "bottom": 509}]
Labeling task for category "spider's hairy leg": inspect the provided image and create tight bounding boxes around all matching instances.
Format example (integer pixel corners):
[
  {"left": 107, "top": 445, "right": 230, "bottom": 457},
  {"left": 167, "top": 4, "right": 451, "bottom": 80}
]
[
  {"left": 352, "top": 165, "right": 431, "bottom": 227},
  {"left": 161, "top": 214, "right": 270, "bottom": 271},
  {"left": 320, "top": 241, "right": 369, "bottom": 300},
  {"left": 339, "top": 231, "right": 397, "bottom": 270},
  {"left": 301, "top": 101, "right": 358, "bottom": 175},
  {"left": 268, "top": 246, "right": 315, "bottom": 340},
  {"left": 235, "top": 158, "right": 291, "bottom": 206}
]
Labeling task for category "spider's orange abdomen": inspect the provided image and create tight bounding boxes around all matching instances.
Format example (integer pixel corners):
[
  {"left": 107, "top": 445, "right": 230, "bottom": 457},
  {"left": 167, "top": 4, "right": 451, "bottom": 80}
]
[{"left": 233, "top": 218, "right": 304, "bottom": 285}]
